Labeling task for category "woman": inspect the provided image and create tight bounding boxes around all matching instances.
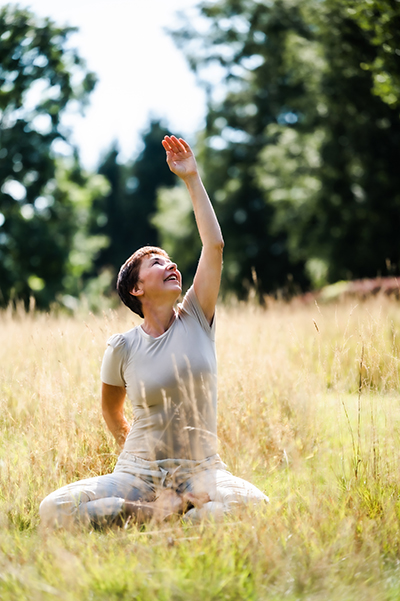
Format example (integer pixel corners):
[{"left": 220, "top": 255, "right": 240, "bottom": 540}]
[{"left": 39, "top": 136, "right": 268, "bottom": 528}]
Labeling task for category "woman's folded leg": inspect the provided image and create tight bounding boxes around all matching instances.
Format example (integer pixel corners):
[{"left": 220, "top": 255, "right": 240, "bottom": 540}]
[
  {"left": 183, "top": 467, "right": 268, "bottom": 521},
  {"left": 39, "top": 471, "right": 155, "bottom": 529}
]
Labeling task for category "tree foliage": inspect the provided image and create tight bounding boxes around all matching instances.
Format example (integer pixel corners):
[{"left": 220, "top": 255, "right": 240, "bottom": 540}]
[
  {"left": 169, "top": 0, "right": 319, "bottom": 296},
  {"left": 152, "top": 182, "right": 201, "bottom": 287},
  {"left": 259, "top": 0, "right": 400, "bottom": 284},
  {"left": 0, "top": 4, "right": 101, "bottom": 308},
  {"left": 342, "top": 0, "right": 400, "bottom": 107},
  {"left": 167, "top": 0, "right": 400, "bottom": 295},
  {"left": 91, "top": 120, "right": 179, "bottom": 277},
  {"left": 2, "top": 1, "right": 398, "bottom": 307}
]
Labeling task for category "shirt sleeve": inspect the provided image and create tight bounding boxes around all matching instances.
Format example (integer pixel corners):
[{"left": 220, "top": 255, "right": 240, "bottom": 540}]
[
  {"left": 179, "top": 285, "right": 216, "bottom": 340},
  {"left": 100, "top": 333, "right": 127, "bottom": 387}
]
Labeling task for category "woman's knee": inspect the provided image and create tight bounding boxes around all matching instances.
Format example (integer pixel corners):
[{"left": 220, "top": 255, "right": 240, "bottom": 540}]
[
  {"left": 39, "top": 493, "right": 61, "bottom": 528},
  {"left": 39, "top": 488, "right": 87, "bottom": 529},
  {"left": 215, "top": 471, "right": 269, "bottom": 506}
]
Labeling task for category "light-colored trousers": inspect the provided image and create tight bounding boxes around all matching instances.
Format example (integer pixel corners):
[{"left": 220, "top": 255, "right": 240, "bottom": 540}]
[{"left": 39, "top": 452, "right": 268, "bottom": 528}]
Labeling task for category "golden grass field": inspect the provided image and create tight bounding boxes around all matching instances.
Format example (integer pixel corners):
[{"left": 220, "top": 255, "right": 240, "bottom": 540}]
[{"left": 1, "top": 294, "right": 400, "bottom": 600}]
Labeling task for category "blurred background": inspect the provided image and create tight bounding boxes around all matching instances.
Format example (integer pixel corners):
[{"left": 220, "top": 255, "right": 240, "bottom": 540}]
[{"left": 0, "top": 0, "right": 399, "bottom": 311}]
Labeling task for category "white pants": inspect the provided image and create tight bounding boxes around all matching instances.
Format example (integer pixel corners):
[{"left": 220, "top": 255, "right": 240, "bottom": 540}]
[{"left": 39, "top": 453, "right": 268, "bottom": 528}]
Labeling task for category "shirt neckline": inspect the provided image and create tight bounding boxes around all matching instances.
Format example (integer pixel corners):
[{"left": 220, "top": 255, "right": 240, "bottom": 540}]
[{"left": 138, "top": 313, "right": 177, "bottom": 341}]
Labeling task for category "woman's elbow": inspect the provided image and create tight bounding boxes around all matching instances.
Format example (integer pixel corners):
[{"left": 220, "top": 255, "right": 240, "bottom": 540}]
[{"left": 215, "top": 237, "right": 224, "bottom": 252}]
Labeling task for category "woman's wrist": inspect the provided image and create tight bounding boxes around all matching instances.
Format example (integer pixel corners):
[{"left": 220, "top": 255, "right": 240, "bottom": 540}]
[
  {"left": 182, "top": 171, "right": 201, "bottom": 187},
  {"left": 114, "top": 421, "right": 129, "bottom": 448}
]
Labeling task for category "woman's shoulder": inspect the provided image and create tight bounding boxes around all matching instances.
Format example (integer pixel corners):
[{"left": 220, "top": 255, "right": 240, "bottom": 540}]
[
  {"left": 106, "top": 326, "right": 140, "bottom": 350},
  {"left": 177, "top": 285, "right": 215, "bottom": 337},
  {"left": 177, "top": 285, "right": 195, "bottom": 317}
]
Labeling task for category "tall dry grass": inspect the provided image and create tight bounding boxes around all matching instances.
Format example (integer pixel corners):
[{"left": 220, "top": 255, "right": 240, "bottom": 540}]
[{"left": 1, "top": 294, "right": 400, "bottom": 599}]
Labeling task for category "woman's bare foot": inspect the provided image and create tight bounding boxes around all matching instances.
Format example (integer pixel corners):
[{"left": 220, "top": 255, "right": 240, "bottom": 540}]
[{"left": 181, "top": 491, "right": 211, "bottom": 511}]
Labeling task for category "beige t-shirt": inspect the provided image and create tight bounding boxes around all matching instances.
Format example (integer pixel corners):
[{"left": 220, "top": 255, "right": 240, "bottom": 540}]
[{"left": 101, "top": 286, "right": 218, "bottom": 461}]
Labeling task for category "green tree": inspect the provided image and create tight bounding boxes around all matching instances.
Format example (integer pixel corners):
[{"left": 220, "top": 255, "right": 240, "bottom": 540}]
[
  {"left": 256, "top": 0, "right": 400, "bottom": 284},
  {"left": 0, "top": 4, "right": 99, "bottom": 308},
  {"left": 91, "top": 142, "right": 127, "bottom": 271},
  {"left": 92, "top": 120, "right": 178, "bottom": 276},
  {"left": 343, "top": 0, "right": 400, "bottom": 107},
  {"left": 170, "top": 0, "right": 400, "bottom": 294},
  {"left": 152, "top": 182, "right": 201, "bottom": 287},
  {"left": 169, "top": 0, "right": 314, "bottom": 297}
]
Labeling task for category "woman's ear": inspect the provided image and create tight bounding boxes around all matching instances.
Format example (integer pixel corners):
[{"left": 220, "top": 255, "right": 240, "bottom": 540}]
[{"left": 130, "top": 285, "right": 144, "bottom": 298}]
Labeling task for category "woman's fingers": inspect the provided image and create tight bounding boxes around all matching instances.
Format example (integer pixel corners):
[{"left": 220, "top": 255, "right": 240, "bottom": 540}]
[
  {"left": 178, "top": 138, "right": 191, "bottom": 152},
  {"left": 163, "top": 135, "right": 191, "bottom": 156}
]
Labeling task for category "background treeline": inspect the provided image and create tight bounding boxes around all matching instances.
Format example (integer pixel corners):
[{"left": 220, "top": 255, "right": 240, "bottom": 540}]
[{"left": 0, "top": 0, "right": 399, "bottom": 310}]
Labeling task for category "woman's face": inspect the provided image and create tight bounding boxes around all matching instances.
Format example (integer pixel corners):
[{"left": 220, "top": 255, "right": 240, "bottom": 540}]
[{"left": 133, "top": 253, "right": 182, "bottom": 302}]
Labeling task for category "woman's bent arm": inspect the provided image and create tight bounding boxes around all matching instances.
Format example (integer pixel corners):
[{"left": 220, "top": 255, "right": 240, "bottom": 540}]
[
  {"left": 101, "top": 383, "right": 130, "bottom": 450},
  {"left": 162, "top": 135, "right": 223, "bottom": 324}
]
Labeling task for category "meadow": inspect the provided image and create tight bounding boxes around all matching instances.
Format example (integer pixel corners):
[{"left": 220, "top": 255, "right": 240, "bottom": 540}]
[{"left": 1, "top": 293, "right": 400, "bottom": 600}]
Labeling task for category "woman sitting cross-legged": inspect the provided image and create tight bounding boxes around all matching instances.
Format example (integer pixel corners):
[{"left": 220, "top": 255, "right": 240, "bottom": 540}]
[{"left": 39, "top": 135, "right": 268, "bottom": 529}]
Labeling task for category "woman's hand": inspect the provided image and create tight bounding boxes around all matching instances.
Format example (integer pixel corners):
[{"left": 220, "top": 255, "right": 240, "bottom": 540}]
[
  {"left": 162, "top": 135, "right": 198, "bottom": 180},
  {"left": 121, "top": 490, "right": 211, "bottom": 524}
]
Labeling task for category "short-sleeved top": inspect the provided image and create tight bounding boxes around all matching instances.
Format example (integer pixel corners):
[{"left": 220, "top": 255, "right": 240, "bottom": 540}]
[{"left": 101, "top": 286, "right": 217, "bottom": 461}]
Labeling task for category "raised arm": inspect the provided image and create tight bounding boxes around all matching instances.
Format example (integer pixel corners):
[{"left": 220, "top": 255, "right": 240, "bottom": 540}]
[{"left": 162, "top": 135, "right": 224, "bottom": 324}]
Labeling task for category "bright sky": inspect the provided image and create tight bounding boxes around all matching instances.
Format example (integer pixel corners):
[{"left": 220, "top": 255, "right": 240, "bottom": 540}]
[{"left": 1, "top": 0, "right": 206, "bottom": 169}]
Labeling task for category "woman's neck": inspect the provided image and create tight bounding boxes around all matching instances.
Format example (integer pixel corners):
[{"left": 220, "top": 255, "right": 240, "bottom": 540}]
[{"left": 141, "top": 305, "right": 176, "bottom": 338}]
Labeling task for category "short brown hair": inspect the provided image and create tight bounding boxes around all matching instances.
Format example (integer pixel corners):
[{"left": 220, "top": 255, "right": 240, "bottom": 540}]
[{"left": 116, "top": 246, "right": 170, "bottom": 317}]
